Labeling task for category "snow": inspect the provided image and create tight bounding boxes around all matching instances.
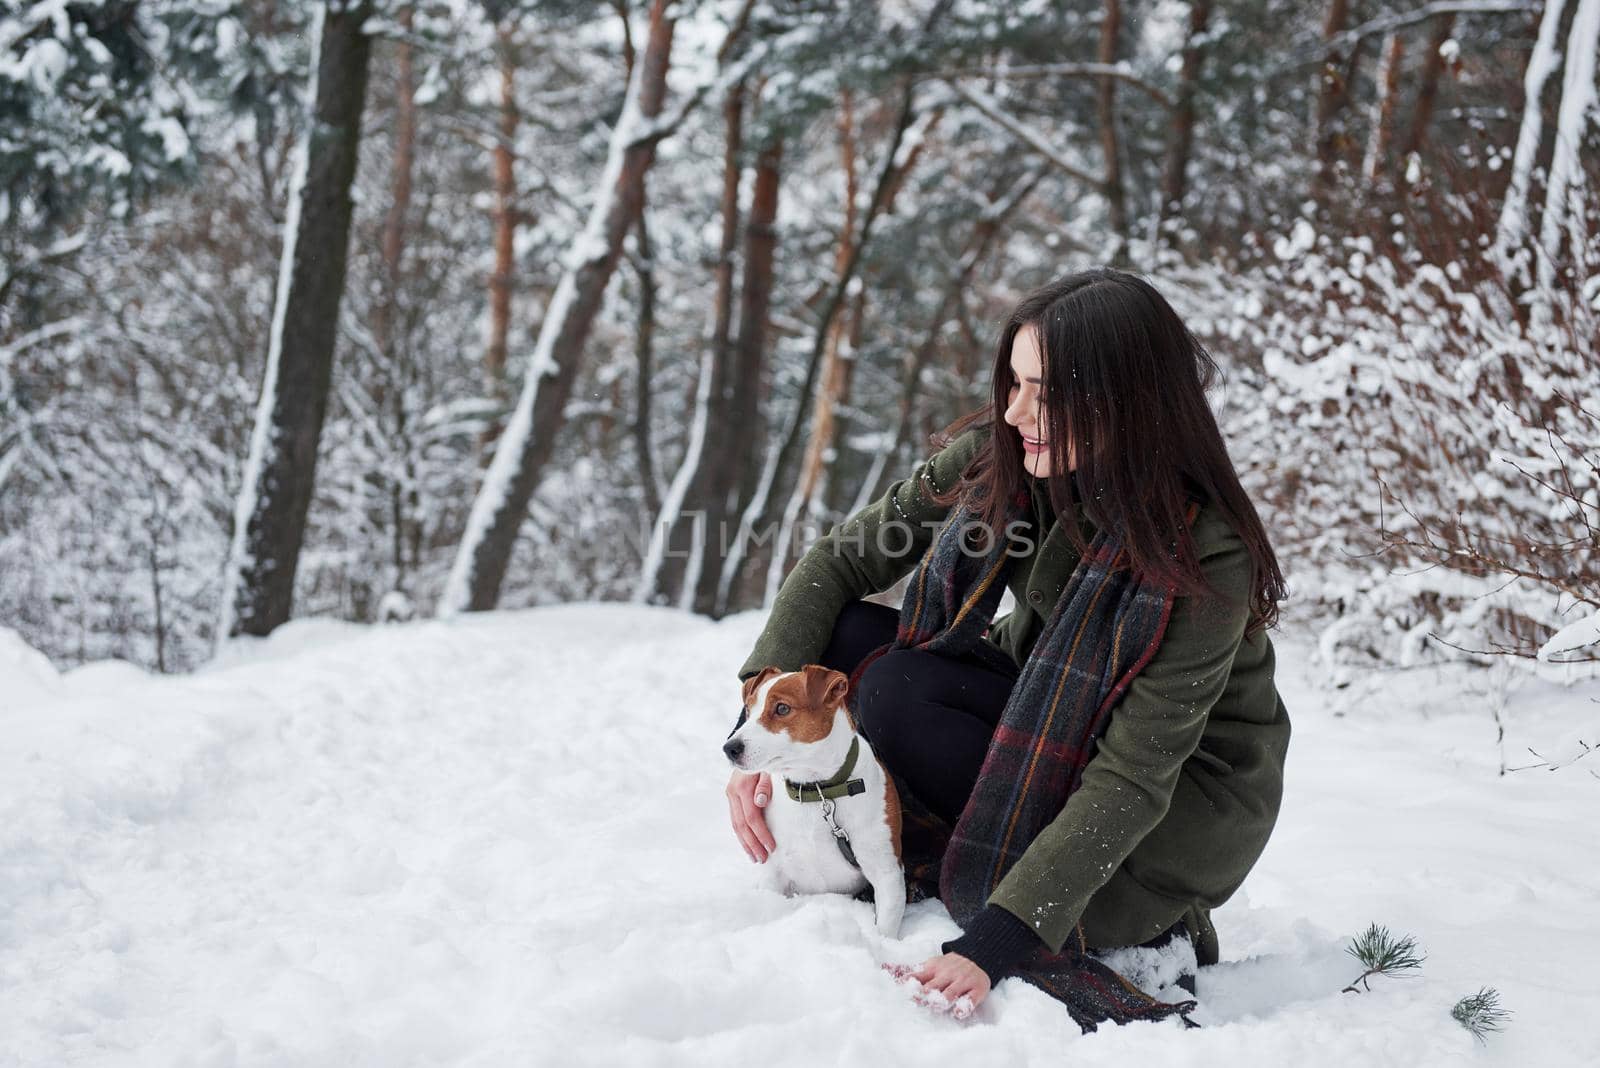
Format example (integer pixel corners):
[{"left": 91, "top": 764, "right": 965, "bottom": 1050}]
[
  {"left": 1538, "top": 608, "right": 1600, "bottom": 661},
  {"left": 2, "top": 608, "right": 1598, "bottom": 1065},
  {"left": 144, "top": 115, "right": 192, "bottom": 164},
  {"left": 12, "top": 37, "right": 67, "bottom": 93}
]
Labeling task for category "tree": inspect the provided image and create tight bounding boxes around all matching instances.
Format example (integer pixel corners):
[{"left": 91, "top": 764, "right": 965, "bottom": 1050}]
[
  {"left": 1160, "top": 0, "right": 1214, "bottom": 232},
  {"left": 1493, "top": 0, "right": 1572, "bottom": 277},
  {"left": 1396, "top": 13, "right": 1458, "bottom": 171},
  {"left": 633, "top": 76, "right": 746, "bottom": 609},
  {"left": 1312, "top": 0, "right": 1355, "bottom": 211},
  {"left": 0, "top": 0, "right": 198, "bottom": 238},
  {"left": 440, "top": 0, "right": 753, "bottom": 615},
  {"left": 710, "top": 128, "right": 783, "bottom": 616},
  {"left": 218, "top": 0, "right": 377, "bottom": 639},
  {"left": 1534, "top": 0, "right": 1600, "bottom": 293},
  {"left": 1096, "top": 0, "right": 1127, "bottom": 257}
]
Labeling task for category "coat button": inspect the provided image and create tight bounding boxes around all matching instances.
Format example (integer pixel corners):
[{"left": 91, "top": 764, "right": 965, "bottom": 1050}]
[{"left": 1027, "top": 590, "right": 1044, "bottom": 606}]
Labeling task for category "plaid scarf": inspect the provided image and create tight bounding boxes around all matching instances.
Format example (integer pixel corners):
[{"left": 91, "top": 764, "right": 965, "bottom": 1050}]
[{"left": 846, "top": 483, "right": 1201, "bottom": 1033}]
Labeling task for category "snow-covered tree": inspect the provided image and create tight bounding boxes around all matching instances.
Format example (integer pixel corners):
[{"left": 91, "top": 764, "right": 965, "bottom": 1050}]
[{"left": 218, "top": 0, "right": 379, "bottom": 640}]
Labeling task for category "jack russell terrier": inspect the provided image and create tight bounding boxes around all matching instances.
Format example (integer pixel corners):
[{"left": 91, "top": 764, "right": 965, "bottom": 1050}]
[{"left": 723, "top": 664, "right": 906, "bottom": 938}]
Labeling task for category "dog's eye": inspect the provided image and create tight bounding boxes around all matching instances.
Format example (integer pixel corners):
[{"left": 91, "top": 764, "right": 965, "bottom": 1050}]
[{"left": 774, "top": 703, "right": 791, "bottom": 716}]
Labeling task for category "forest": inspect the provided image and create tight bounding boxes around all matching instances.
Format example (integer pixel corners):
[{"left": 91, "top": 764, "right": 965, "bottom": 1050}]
[{"left": 2, "top": 0, "right": 1597, "bottom": 675}]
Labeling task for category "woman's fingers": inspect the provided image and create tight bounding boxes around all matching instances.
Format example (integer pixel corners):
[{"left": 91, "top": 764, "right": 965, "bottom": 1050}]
[
  {"left": 726, "top": 771, "right": 774, "bottom": 861},
  {"left": 892, "top": 958, "right": 983, "bottom": 1019},
  {"left": 734, "top": 793, "right": 772, "bottom": 862},
  {"left": 742, "top": 783, "right": 776, "bottom": 854},
  {"left": 737, "top": 815, "right": 767, "bottom": 862},
  {"left": 727, "top": 795, "right": 757, "bottom": 861},
  {"left": 912, "top": 958, "right": 947, "bottom": 989}
]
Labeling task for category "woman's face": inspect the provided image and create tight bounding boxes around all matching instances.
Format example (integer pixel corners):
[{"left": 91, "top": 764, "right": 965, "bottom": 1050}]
[{"left": 1003, "top": 323, "right": 1074, "bottom": 478}]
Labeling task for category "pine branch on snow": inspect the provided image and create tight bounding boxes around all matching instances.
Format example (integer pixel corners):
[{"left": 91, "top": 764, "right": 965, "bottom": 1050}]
[
  {"left": 1451, "top": 987, "right": 1512, "bottom": 1043},
  {"left": 1341, "top": 923, "right": 1425, "bottom": 993}
]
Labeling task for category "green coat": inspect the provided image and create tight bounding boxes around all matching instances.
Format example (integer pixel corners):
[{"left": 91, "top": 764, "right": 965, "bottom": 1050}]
[{"left": 738, "top": 425, "right": 1291, "bottom": 966}]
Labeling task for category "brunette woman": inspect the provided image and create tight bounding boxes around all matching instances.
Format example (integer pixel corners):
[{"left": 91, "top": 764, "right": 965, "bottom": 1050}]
[{"left": 726, "top": 267, "right": 1290, "bottom": 1020}]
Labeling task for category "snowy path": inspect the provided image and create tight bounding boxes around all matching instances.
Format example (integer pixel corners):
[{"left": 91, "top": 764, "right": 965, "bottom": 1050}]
[{"left": 2, "top": 606, "right": 1597, "bottom": 1066}]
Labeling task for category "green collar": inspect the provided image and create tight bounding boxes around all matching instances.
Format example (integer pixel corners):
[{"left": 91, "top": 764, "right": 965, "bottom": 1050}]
[{"left": 784, "top": 736, "right": 867, "bottom": 802}]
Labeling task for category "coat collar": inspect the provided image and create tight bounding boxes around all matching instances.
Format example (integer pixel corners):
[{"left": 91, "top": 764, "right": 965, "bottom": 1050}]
[{"left": 1026, "top": 471, "right": 1089, "bottom": 536}]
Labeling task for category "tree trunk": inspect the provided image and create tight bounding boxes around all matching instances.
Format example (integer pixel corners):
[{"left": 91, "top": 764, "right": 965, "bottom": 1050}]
[
  {"left": 441, "top": 0, "right": 684, "bottom": 615},
  {"left": 1494, "top": 0, "right": 1571, "bottom": 277},
  {"left": 219, "top": 1, "right": 375, "bottom": 641},
  {"left": 632, "top": 207, "right": 662, "bottom": 519},
  {"left": 1312, "top": 0, "right": 1353, "bottom": 210},
  {"left": 383, "top": 5, "right": 419, "bottom": 587},
  {"left": 637, "top": 80, "right": 745, "bottom": 606},
  {"left": 1097, "top": 0, "right": 1127, "bottom": 256},
  {"left": 707, "top": 131, "right": 783, "bottom": 616},
  {"left": 1398, "top": 14, "right": 1457, "bottom": 166},
  {"left": 633, "top": 83, "right": 745, "bottom": 604},
  {"left": 791, "top": 89, "right": 859, "bottom": 529},
  {"left": 822, "top": 284, "right": 867, "bottom": 518},
  {"left": 1536, "top": 0, "right": 1600, "bottom": 292},
  {"left": 1160, "top": 0, "right": 1212, "bottom": 230},
  {"left": 374, "top": 5, "right": 413, "bottom": 361},
  {"left": 482, "top": 21, "right": 519, "bottom": 461},
  {"left": 757, "top": 90, "right": 926, "bottom": 606},
  {"left": 1362, "top": 30, "right": 1405, "bottom": 186}
]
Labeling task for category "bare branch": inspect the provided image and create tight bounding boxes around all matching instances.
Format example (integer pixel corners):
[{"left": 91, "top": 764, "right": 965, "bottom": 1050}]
[
  {"left": 931, "top": 62, "right": 1174, "bottom": 109},
  {"left": 942, "top": 80, "right": 1101, "bottom": 186}
]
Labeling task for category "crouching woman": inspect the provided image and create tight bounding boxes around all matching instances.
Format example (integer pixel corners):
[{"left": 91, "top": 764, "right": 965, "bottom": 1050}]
[{"left": 727, "top": 268, "right": 1291, "bottom": 1023}]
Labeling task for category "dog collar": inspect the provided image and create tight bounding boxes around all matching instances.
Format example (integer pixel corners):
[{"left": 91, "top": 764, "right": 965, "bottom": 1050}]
[{"left": 784, "top": 736, "right": 867, "bottom": 802}]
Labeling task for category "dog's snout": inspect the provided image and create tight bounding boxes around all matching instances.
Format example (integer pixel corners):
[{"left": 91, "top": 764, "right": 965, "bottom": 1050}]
[{"left": 723, "top": 738, "right": 744, "bottom": 762}]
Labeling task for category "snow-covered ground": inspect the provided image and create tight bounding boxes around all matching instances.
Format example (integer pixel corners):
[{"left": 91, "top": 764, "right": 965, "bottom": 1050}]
[{"left": 2, "top": 605, "right": 1597, "bottom": 1066}]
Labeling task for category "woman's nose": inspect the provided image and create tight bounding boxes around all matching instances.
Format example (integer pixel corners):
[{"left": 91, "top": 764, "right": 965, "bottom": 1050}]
[{"left": 1004, "top": 393, "right": 1032, "bottom": 428}]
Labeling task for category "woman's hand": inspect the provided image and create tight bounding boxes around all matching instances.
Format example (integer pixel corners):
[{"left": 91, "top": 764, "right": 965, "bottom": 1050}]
[
  {"left": 726, "top": 769, "right": 776, "bottom": 862},
  {"left": 907, "top": 952, "right": 991, "bottom": 1016}
]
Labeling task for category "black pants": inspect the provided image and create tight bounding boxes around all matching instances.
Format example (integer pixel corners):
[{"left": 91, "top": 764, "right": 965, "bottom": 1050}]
[
  {"left": 818, "top": 600, "right": 1019, "bottom": 827},
  {"left": 819, "top": 600, "right": 1191, "bottom": 957}
]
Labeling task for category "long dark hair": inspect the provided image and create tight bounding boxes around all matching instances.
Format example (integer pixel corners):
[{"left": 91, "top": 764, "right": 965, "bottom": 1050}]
[{"left": 930, "top": 267, "right": 1287, "bottom": 635}]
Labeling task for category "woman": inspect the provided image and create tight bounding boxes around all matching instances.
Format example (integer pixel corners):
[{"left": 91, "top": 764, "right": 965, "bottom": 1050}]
[{"left": 726, "top": 268, "right": 1291, "bottom": 1021}]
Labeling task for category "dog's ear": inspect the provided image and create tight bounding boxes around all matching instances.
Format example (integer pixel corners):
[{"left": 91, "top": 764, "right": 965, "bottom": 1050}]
[
  {"left": 798, "top": 664, "right": 850, "bottom": 712},
  {"left": 740, "top": 665, "right": 783, "bottom": 710}
]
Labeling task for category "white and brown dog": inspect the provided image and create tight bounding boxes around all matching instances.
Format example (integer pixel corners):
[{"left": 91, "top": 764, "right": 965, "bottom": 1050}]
[{"left": 724, "top": 665, "right": 906, "bottom": 938}]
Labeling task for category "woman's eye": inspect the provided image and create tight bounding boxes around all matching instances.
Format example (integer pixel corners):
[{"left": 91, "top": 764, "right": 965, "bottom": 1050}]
[{"left": 774, "top": 703, "right": 791, "bottom": 716}]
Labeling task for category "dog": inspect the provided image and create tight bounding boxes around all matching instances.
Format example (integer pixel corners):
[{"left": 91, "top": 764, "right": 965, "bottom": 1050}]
[{"left": 723, "top": 664, "right": 906, "bottom": 938}]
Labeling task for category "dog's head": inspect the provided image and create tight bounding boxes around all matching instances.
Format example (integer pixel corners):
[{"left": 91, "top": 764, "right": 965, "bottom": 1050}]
[{"left": 722, "top": 665, "right": 852, "bottom": 775}]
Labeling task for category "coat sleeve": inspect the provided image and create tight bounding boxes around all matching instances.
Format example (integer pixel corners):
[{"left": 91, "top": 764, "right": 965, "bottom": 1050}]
[
  {"left": 984, "top": 507, "right": 1255, "bottom": 954},
  {"left": 736, "top": 426, "right": 989, "bottom": 681}
]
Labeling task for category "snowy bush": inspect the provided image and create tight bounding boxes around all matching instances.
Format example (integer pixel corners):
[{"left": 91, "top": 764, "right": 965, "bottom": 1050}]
[{"left": 1198, "top": 217, "right": 1598, "bottom": 672}]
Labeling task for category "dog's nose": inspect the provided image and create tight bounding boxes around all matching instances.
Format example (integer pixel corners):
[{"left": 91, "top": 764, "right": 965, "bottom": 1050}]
[{"left": 723, "top": 738, "right": 744, "bottom": 762}]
